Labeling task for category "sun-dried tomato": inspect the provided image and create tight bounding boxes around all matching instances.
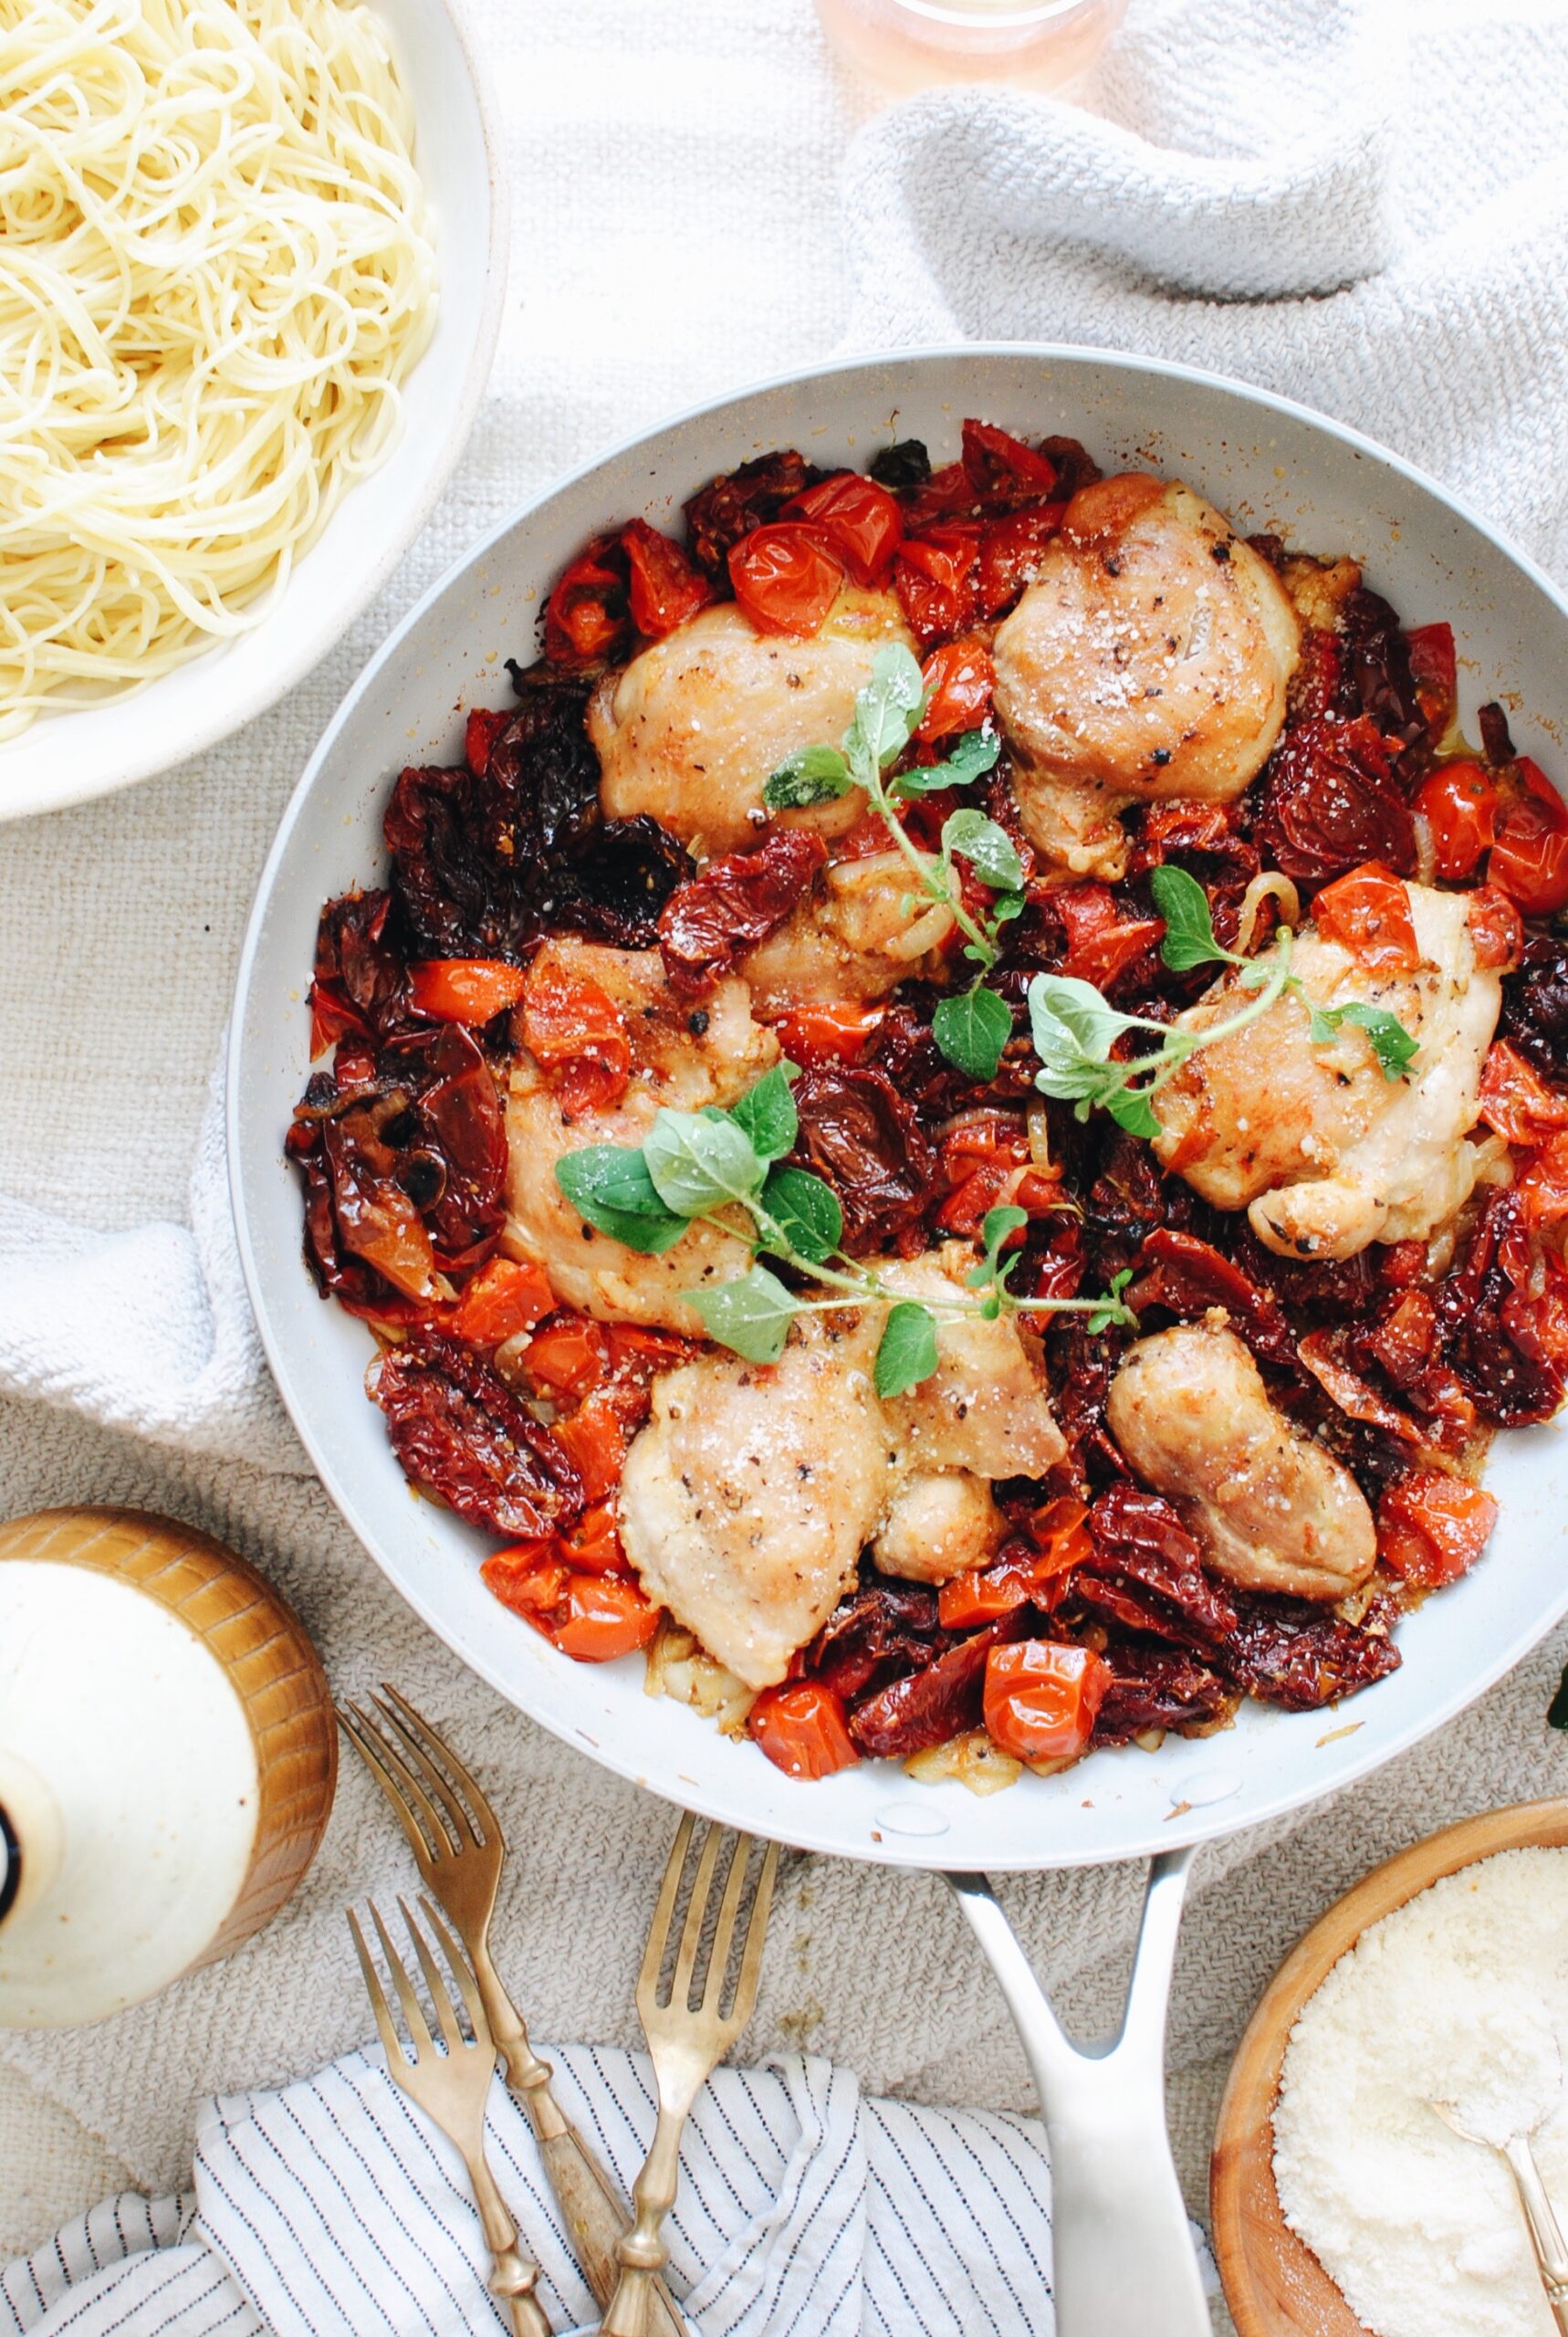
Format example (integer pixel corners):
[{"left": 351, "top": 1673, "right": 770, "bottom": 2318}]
[
  {"left": 896, "top": 460, "right": 977, "bottom": 532},
  {"left": 1081, "top": 1484, "right": 1239, "bottom": 1648},
  {"left": 807, "top": 1581, "right": 941, "bottom": 1701},
  {"left": 683, "top": 450, "right": 821, "bottom": 577},
  {"left": 370, "top": 1333, "right": 582, "bottom": 1539},
  {"left": 1255, "top": 717, "right": 1416, "bottom": 882},
  {"left": 321, "top": 1093, "right": 441, "bottom": 1301},
  {"left": 310, "top": 890, "right": 410, "bottom": 1056},
  {"left": 791, "top": 1063, "right": 936, "bottom": 1251},
  {"left": 621, "top": 519, "right": 713, "bottom": 640},
  {"left": 1218, "top": 1596, "right": 1401, "bottom": 1711},
  {"left": 1288, "top": 629, "right": 1344, "bottom": 723},
  {"left": 1340, "top": 589, "right": 1425, "bottom": 751},
  {"left": 1405, "top": 623, "right": 1458, "bottom": 744},
  {"left": 1125, "top": 1228, "right": 1298, "bottom": 1369},
  {"left": 381, "top": 1026, "right": 509, "bottom": 1270},
  {"left": 960, "top": 419, "right": 1060, "bottom": 512},
  {"left": 658, "top": 828, "right": 828, "bottom": 997},
  {"left": 1053, "top": 882, "right": 1164, "bottom": 992},
  {"left": 848, "top": 1612, "right": 1025, "bottom": 1760},
  {"left": 1502, "top": 935, "right": 1568, "bottom": 1081},
  {"left": 1092, "top": 1646, "right": 1228, "bottom": 1745}
]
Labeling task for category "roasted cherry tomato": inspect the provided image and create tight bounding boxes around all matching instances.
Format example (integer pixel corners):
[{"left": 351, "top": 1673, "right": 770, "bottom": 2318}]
[
  {"left": 621, "top": 518, "right": 712, "bottom": 640},
  {"left": 561, "top": 1499, "right": 625, "bottom": 1576},
  {"left": 1477, "top": 1040, "right": 1568, "bottom": 1147},
  {"left": 748, "top": 1681, "right": 859, "bottom": 1779},
  {"left": 1404, "top": 622, "right": 1458, "bottom": 743},
  {"left": 783, "top": 472, "right": 904, "bottom": 587},
  {"left": 545, "top": 532, "right": 630, "bottom": 666},
  {"left": 893, "top": 522, "right": 981, "bottom": 647},
  {"left": 960, "top": 418, "right": 1061, "bottom": 510},
  {"left": 1056, "top": 882, "right": 1165, "bottom": 990},
  {"left": 1311, "top": 862, "right": 1420, "bottom": 973},
  {"left": 465, "top": 705, "right": 511, "bottom": 778},
  {"left": 1466, "top": 884, "right": 1524, "bottom": 972},
  {"left": 728, "top": 523, "right": 845, "bottom": 638},
  {"left": 937, "top": 1549, "right": 1046, "bottom": 1631},
  {"left": 1377, "top": 1472, "right": 1499, "bottom": 1588},
  {"left": 408, "top": 959, "right": 528, "bottom": 1024},
  {"left": 977, "top": 506, "right": 1066, "bottom": 618},
  {"left": 519, "top": 960, "right": 632, "bottom": 1116},
  {"left": 983, "top": 1641, "right": 1110, "bottom": 1766},
  {"left": 449, "top": 1257, "right": 555, "bottom": 1347},
  {"left": 917, "top": 636, "right": 996, "bottom": 740},
  {"left": 482, "top": 1550, "right": 659, "bottom": 1661},
  {"left": 1489, "top": 759, "right": 1568, "bottom": 917},
  {"left": 1028, "top": 1496, "right": 1093, "bottom": 1576},
  {"left": 550, "top": 1391, "right": 629, "bottom": 1504},
  {"left": 769, "top": 1001, "right": 886, "bottom": 1067},
  {"left": 1413, "top": 760, "right": 1499, "bottom": 879},
  {"left": 522, "top": 1315, "right": 609, "bottom": 1399}
]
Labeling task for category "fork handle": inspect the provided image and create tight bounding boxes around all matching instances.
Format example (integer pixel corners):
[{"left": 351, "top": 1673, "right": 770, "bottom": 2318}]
[
  {"left": 470, "top": 2154, "right": 552, "bottom": 2337},
  {"left": 535, "top": 2127, "right": 689, "bottom": 2337},
  {"left": 598, "top": 2104, "right": 688, "bottom": 2337}
]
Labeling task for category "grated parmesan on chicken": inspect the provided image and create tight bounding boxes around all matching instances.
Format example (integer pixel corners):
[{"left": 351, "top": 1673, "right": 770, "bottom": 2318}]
[{"left": 1273, "top": 1847, "right": 1568, "bottom": 2337}]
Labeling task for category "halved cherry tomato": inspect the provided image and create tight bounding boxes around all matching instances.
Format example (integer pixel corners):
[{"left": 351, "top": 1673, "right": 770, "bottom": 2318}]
[
  {"left": 1413, "top": 760, "right": 1498, "bottom": 879},
  {"left": 550, "top": 1391, "right": 629, "bottom": 1504},
  {"left": 621, "top": 518, "right": 713, "bottom": 639},
  {"left": 409, "top": 959, "right": 528, "bottom": 1024},
  {"left": 545, "top": 532, "right": 631, "bottom": 666},
  {"left": 1312, "top": 863, "right": 1420, "bottom": 973},
  {"left": 331, "top": 1039, "right": 377, "bottom": 1088},
  {"left": 769, "top": 1001, "right": 886, "bottom": 1068},
  {"left": 1477, "top": 1040, "right": 1568, "bottom": 1147},
  {"left": 519, "top": 959, "right": 632, "bottom": 1116},
  {"left": 917, "top": 636, "right": 996, "bottom": 740},
  {"left": 977, "top": 506, "right": 1066, "bottom": 618},
  {"left": 1056, "top": 882, "right": 1165, "bottom": 990},
  {"left": 1028, "top": 1495, "right": 1093, "bottom": 1577},
  {"left": 728, "top": 523, "right": 845, "bottom": 638},
  {"left": 893, "top": 522, "right": 982, "bottom": 647},
  {"left": 1405, "top": 623, "right": 1458, "bottom": 743},
  {"left": 1466, "top": 884, "right": 1524, "bottom": 971},
  {"left": 562, "top": 1499, "right": 624, "bottom": 1576},
  {"left": 449, "top": 1257, "right": 555, "bottom": 1347},
  {"left": 1489, "top": 759, "right": 1568, "bottom": 917},
  {"left": 523, "top": 1315, "right": 609, "bottom": 1399},
  {"left": 1377, "top": 1472, "right": 1499, "bottom": 1589},
  {"left": 899, "top": 459, "right": 977, "bottom": 532},
  {"left": 937, "top": 1547, "right": 1046, "bottom": 1631},
  {"left": 747, "top": 1681, "right": 859, "bottom": 1779},
  {"left": 983, "top": 1640, "right": 1110, "bottom": 1765},
  {"left": 465, "top": 705, "right": 511, "bottom": 778},
  {"left": 483, "top": 1548, "right": 660, "bottom": 1661},
  {"left": 783, "top": 473, "right": 903, "bottom": 587}
]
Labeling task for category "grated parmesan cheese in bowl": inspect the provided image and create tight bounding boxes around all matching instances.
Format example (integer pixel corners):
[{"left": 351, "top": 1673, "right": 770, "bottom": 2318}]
[{"left": 1273, "top": 1847, "right": 1568, "bottom": 2337}]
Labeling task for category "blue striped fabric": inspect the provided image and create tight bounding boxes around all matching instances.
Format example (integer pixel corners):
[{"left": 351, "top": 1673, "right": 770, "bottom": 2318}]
[{"left": 0, "top": 2046, "right": 1068, "bottom": 2336}]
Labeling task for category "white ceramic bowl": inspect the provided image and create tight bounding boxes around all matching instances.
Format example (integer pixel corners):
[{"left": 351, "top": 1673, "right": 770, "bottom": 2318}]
[
  {"left": 230, "top": 347, "right": 1568, "bottom": 1871},
  {"left": 0, "top": 0, "right": 507, "bottom": 824}
]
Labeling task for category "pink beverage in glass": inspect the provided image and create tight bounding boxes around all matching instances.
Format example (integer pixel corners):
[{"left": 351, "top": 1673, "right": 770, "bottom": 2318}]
[{"left": 814, "top": 0, "right": 1128, "bottom": 96}]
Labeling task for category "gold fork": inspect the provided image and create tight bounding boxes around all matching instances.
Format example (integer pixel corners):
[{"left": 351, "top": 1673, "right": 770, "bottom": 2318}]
[
  {"left": 349, "top": 1894, "right": 552, "bottom": 2337},
  {"left": 338, "top": 1688, "right": 688, "bottom": 2334},
  {"left": 599, "top": 1815, "right": 779, "bottom": 2337}
]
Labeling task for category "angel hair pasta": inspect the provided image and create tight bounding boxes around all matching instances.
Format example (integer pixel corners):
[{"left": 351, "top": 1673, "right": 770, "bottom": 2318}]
[{"left": 0, "top": 0, "right": 438, "bottom": 739}]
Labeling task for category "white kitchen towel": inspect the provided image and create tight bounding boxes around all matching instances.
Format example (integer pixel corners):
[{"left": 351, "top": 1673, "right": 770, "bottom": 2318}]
[
  {"left": 6, "top": 0, "right": 1568, "bottom": 2269},
  {"left": 0, "top": 2044, "right": 1080, "bottom": 2337}
]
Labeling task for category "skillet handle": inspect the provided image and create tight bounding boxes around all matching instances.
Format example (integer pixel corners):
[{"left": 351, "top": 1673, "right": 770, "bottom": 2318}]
[{"left": 948, "top": 1850, "right": 1209, "bottom": 2337}]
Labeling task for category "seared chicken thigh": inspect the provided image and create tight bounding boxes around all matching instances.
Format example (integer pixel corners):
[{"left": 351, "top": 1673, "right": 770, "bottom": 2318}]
[
  {"left": 993, "top": 476, "right": 1300, "bottom": 879},
  {"left": 503, "top": 941, "right": 777, "bottom": 1332},
  {"left": 590, "top": 590, "right": 915, "bottom": 858},
  {"left": 739, "top": 847, "right": 956, "bottom": 1011},
  {"left": 1152, "top": 883, "right": 1502, "bottom": 1261},
  {"left": 618, "top": 1315, "right": 891, "bottom": 1688},
  {"left": 1106, "top": 1321, "right": 1377, "bottom": 1601}
]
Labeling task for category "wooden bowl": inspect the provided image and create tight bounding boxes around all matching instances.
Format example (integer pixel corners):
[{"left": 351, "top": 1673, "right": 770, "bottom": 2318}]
[{"left": 1211, "top": 1797, "right": 1568, "bottom": 2335}]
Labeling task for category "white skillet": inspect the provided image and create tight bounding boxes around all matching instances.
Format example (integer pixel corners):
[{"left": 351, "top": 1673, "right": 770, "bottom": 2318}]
[{"left": 229, "top": 348, "right": 1568, "bottom": 2334}]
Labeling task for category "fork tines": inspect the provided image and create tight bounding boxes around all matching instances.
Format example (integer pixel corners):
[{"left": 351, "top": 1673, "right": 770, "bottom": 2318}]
[
  {"left": 338, "top": 1684, "right": 495, "bottom": 1864},
  {"left": 643, "top": 1815, "right": 779, "bottom": 2036},
  {"left": 349, "top": 1893, "right": 492, "bottom": 2069}
]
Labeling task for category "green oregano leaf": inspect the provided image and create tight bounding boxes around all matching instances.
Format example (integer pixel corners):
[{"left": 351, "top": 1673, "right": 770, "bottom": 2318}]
[
  {"left": 727, "top": 1063, "right": 799, "bottom": 1161},
  {"left": 847, "top": 643, "right": 925, "bottom": 771},
  {"left": 873, "top": 1300, "right": 940, "bottom": 1399},
  {"left": 554, "top": 1148, "right": 689, "bottom": 1253},
  {"left": 643, "top": 1108, "right": 764, "bottom": 1216},
  {"left": 933, "top": 983, "right": 1013, "bottom": 1081},
  {"left": 758, "top": 1166, "right": 842, "bottom": 1264},
  {"left": 762, "top": 743, "right": 853, "bottom": 812},
  {"left": 943, "top": 807, "right": 1023, "bottom": 895},
  {"left": 1150, "top": 865, "right": 1231, "bottom": 973},
  {"left": 681, "top": 1264, "right": 799, "bottom": 1364}
]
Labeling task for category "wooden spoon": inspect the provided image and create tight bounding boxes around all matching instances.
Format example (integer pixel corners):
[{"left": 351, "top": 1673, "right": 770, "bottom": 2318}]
[{"left": 1211, "top": 1797, "right": 1568, "bottom": 2336}]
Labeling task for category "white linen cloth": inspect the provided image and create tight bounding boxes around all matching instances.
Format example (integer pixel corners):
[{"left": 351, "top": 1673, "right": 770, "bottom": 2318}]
[
  {"left": 5, "top": 0, "right": 1568, "bottom": 2293},
  {"left": 0, "top": 2045, "right": 1070, "bottom": 2337}
]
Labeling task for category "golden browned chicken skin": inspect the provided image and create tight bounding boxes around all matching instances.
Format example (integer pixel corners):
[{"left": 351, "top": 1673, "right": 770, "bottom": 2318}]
[
  {"left": 1151, "top": 883, "right": 1503, "bottom": 1262},
  {"left": 1106, "top": 1319, "right": 1377, "bottom": 1601},
  {"left": 738, "top": 847, "right": 956, "bottom": 1011},
  {"left": 589, "top": 589, "right": 915, "bottom": 858},
  {"left": 992, "top": 475, "right": 1300, "bottom": 879}
]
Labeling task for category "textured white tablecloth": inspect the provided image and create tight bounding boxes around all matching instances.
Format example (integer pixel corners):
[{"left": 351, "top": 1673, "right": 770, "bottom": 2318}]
[{"left": 5, "top": 0, "right": 1568, "bottom": 2304}]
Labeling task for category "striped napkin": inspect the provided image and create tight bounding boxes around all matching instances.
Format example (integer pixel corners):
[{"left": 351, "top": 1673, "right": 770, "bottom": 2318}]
[{"left": 0, "top": 2044, "right": 1077, "bottom": 2337}]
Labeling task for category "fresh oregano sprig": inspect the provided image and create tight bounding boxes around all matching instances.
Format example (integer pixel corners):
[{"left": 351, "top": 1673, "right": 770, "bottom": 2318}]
[
  {"left": 762, "top": 644, "right": 1023, "bottom": 1083},
  {"left": 1029, "top": 865, "right": 1419, "bottom": 1140},
  {"left": 554, "top": 1061, "right": 1137, "bottom": 1391}
]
